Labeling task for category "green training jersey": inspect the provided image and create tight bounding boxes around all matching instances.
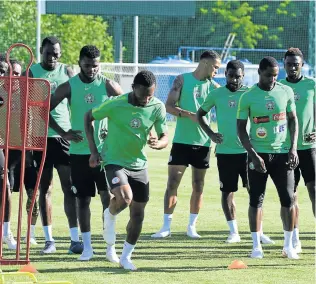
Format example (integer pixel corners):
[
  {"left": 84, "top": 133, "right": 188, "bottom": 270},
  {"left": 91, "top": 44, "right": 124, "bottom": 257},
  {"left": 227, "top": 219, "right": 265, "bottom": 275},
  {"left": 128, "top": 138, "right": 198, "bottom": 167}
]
[
  {"left": 30, "top": 63, "right": 70, "bottom": 137},
  {"left": 173, "top": 73, "right": 217, "bottom": 147},
  {"left": 92, "top": 93, "right": 168, "bottom": 170},
  {"left": 69, "top": 74, "right": 109, "bottom": 155},
  {"left": 201, "top": 86, "right": 249, "bottom": 154},
  {"left": 237, "top": 82, "right": 296, "bottom": 153},
  {"left": 279, "top": 76, "right": 316, "bottom": 150}
]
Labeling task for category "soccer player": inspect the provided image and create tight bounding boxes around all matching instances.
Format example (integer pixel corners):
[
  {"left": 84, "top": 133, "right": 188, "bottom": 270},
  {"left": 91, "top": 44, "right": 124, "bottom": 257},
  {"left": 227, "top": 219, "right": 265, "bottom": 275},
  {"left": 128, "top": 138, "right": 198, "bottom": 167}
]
[
  {"left": 8, "top": 59, "right": 39, "bottom": 245},
  {"left": 85, "top": 70, "right": 168, "bottom": 270},
  {"left": 28, "top": 36, "right": 81, "bottom": 254},
  {"left": 279, "top": 47, "right": 315, "bottom": 253},
  {"left": 50, "top": 45, "right": 123, "bottom": 261},
  {"left": 151, "top": 50, "right": 221, "bottom": 239},
  {"left": 237, "top": 56, "right": 299, "bottom": 259},
  {"left": 197, "top": 60, "right": 274, "bottom": 244},
  {"left": 0, "top": 55, "right": 17, "bottom": 249}
]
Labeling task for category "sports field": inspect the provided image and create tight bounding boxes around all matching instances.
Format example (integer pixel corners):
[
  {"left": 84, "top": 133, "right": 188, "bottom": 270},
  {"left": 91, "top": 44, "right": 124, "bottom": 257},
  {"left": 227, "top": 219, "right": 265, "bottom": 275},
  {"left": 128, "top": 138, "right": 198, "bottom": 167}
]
[{"left": 3, "top": 123, "right": 315, "bottom": 284}]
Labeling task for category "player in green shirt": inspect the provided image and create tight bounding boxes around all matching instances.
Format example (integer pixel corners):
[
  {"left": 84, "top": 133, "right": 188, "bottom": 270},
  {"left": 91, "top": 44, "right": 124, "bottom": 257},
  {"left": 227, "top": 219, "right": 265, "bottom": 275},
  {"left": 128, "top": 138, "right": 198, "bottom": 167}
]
[
  {"left": 50, "top": 45, "right": 123, "bottom": 261},
  {"left": 28, "top": 36, "right": 81, "bottom": 255},
  {"left": 279, "top": 47, "right": 315, "bottom": 254},
  {"left": 237, "top": 56, "right": 299, "bottom": 259},
  {"left": 197, "top": 60, "right": 274, "bottom": 244},
  {"left": 152, "top": 50, "right": 221, "bottom": 239},
  {"left": 85, "top": 70, "right": 168, "bottom": 270}
]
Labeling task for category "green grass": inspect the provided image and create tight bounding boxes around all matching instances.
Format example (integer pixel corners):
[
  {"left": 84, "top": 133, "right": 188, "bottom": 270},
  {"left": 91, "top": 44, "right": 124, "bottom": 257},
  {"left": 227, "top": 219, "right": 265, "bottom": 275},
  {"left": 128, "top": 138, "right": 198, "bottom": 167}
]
[{"left": 1, "top": 123, "right": 315, "bottom": 284}]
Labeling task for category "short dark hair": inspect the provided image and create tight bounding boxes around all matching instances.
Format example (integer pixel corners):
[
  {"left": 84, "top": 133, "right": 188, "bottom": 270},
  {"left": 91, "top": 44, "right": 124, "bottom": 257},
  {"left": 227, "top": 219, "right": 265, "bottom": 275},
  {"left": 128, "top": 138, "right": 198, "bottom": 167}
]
[
  {"left": 79, "top": 45, "right": 100, "bottom": 60},
  {"left": 226, "top": 60, "right": 244, "bottom": 72},
  {"left": 284, "top": 47, "right": 304, "bottom": 60},
  {"left": 200, "top": 50, "right": 221, "bottom": 61},
  {"left": 133, "top": 70, "right": 156, "bottom": 87},
  {"left": 259, "top": 56, "right": 279, "bottom": 71},
  {"left": 41, "top": 36, "right": 61, "bottom": 48},
  {"left": 9, "top": 58, "right": 21, "bottom": 67}
]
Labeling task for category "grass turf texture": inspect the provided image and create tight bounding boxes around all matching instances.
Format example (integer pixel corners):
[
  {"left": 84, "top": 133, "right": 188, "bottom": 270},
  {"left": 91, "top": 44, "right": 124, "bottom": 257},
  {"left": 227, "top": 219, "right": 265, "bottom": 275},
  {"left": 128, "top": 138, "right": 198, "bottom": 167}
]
[{"left": 1, "top": 122, "right": 315, "bottom": 284}]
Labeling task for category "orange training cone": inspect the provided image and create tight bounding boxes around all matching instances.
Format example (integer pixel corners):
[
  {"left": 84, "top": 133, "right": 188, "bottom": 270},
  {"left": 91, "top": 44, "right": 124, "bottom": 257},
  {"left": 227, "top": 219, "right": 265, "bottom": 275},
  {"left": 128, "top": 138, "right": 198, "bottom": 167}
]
[
  {"left": 18, "top": 263, "right": 38, "bottom": 273},
  {"left": 228, "top": 260, "right": 248, "bottom": 269}
]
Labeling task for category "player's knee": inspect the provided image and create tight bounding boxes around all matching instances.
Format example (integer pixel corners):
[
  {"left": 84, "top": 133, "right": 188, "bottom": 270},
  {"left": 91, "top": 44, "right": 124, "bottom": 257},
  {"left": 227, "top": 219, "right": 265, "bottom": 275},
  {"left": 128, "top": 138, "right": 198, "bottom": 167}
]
[
  {"left": 192, "top": 179, "right": 204, "bottom": 193},
  {"left": 249, "top": 193, "right": 264, "bottom": 208},
  {"left": 167, "top": 177, "right": 181, "bottom": 192},
  {"left": 280, "top": 194, "right": 294, "bottom": 208},
  {"left": 131, "top": 211, "right": 145, "bottom": 224}
]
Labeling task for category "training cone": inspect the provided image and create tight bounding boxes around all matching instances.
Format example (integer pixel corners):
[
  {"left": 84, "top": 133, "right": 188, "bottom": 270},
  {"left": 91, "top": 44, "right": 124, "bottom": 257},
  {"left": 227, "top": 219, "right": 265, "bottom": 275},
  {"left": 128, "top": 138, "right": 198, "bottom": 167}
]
[
  {"left": 228, "top": 260, "right": 248, "bottom": 269},
  {"left": 18, "top": 263, "right": 38, "bottom": 273}
]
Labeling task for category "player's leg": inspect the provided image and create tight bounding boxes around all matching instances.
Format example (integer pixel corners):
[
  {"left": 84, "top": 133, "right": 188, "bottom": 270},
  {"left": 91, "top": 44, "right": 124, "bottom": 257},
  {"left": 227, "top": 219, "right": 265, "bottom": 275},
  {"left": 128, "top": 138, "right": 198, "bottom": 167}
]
[
  {"left": 151, "top": 143, "right": 188, "bottom": 238},
  {"left": 217, "top": 154, "right": 241, "bottom": 243},
  {"left": 270, "top": 154, "right": 298, "bottom": 259},
  {"left": 93, "top": 165, "right": 117, "bottom": 263},
  {"left": 35, "top": 139, "right": 56, "bottom": 254},
  {"left": 24, "top": 151, "right": 39, "bottom": 245},
  {"left": 247, "top": 153, "right": 269, "bottom": 258},
  {"left": 120, "top": 168, "right": 149, "bottom": 271},
  {"left": 0, "top": 150, "right": 16, "bottom": 249},
  {"left": 293, "top": 148, "right": 316, "bottom": 253},
  {"left": 299, "top": 148, "right": 316, "bottom": 216},
  {"left": 187, "top": 145, "right": 210, "bottom": 238},
  {"left": 292, "top": 166, "right": 301, "bottom": 252},
  {"left": 104, "top": 165, "right": 133, "bottom": 258}
]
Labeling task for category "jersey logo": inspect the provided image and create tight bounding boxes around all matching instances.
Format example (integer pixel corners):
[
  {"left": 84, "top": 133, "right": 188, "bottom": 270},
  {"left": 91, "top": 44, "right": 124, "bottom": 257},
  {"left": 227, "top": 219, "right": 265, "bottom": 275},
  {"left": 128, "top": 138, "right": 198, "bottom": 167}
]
[
  {"left": 273, "top": 123, "right": 286, "bottom": 134},
  {"left": 272, "top": 112, "right": 286, "bottom": 121},
  {"left": 50, "top": 81, "right": 58, "bottom": 93},
  {"left": 99, "top": 128, "right": 107, "bottom": 140},
  {"left": 228, "top": 100, "right": 237, "bottom": 108},
  {"left": 85, "top": 93, "right": 94, "bottom": 104},
  {"left": 265, "top": 100, "right": 275, "bottom": 111},
  {"left": 256, "top": 127, "right": 267, "bottom": 138},
  {"left": 249, "top": 162, "right": 255, "bottom": 170},
  {"left": 130, "top": 118, "right": 141, "bottom": 128},
  {"left": 294, "top": 92, "right": 300, "bottom": 101},
  {"left": 193, "top": 86, "right": 201, "bottom": 98},
  {"left": 253, "top": 116, "right": 270, "bottom": 124},
  {"left": 112, "top": 177, "right": 120, "bottom": 184}
]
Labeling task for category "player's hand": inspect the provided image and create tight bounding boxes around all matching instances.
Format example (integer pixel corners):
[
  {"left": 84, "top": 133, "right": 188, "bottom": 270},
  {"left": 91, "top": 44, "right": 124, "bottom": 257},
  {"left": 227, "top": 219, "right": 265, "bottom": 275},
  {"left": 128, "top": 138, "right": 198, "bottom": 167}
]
[
  {"left": 286, "top": 148, "right": 299, "bottom": 170},
  {"left": 62, "top": 130, "right": 83, "bottom": 143},
  {"left": 251, "top": 154, "right": 267, "bottom": 173},
  {"left": 306, "top": 132, "right": 316, "bottom": 143},
  {"left": 147, "top": 133, "right": 160, "bottom": 149},
  {"left": 210, "top": 132, "right": 223, "bottom": 144},
  {"left": 89, "top": 152, "right": 101, "bottom": 168}
]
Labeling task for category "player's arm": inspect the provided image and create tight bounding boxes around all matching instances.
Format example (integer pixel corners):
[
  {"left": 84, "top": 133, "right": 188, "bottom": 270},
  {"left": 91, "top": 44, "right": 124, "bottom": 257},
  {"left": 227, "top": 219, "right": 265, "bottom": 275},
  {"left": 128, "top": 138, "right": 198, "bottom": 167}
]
[
  {"left": 148, "top": 105, "right": 169, "bottom": 150},
  {"left": 84, "top": 100, "right": 111, "bottom": 167},
  {"left": 106, "top": 79, "right": 124, "bottom": 97},
  {"left": 196, "top": 94, "right": 223, "bottom": 143},
  {"left": 165, "top": 75, "right": 196, "bottom": 122},
  {"left": 49, "top": 82, "right": 83, "bottom": 142},
  {"left": 84, "top": 109, "right": 100, "bottom": 167},
  {"left": 286, "top": 88, "right": 299, "bottom": 169},
  {"left": 237, "top": 94, "right": 266, "bottom": 173}
]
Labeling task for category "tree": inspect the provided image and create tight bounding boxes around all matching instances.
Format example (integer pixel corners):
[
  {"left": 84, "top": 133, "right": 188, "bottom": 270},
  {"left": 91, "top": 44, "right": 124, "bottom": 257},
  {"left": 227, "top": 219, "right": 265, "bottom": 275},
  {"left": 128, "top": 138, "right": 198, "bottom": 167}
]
[{"left": 0, "top": 0, "right": 113, "bottom": 66}]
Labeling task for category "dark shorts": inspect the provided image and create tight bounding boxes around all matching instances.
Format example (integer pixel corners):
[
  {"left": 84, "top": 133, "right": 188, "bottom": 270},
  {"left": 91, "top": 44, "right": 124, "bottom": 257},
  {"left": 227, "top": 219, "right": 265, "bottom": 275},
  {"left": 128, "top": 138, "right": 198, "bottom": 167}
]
[
  {"left": 168, "top": 143, "right": 210, "bottom": 169},
  {"left": 105, "top": 164, "right": 149, "bottom": 203},
  {"left": 1, "top": 150, "right": 37, "bottom": 191},
  {"left": 216, "top": 153, "right": 248, "bottom": 192},
  {"left": 70, "top": 154, "right": 107, "bottom": 198},
  {"left": 10, "top": 151, "right": 37, "bottom": 192},
  {"left": 247, "top": 153, "right": 295, "bottom": 208},
  {"left": 294, "top": 148, "right": 316, "bottom": 186},
  {"left": 33, "top": 137, "right": 70, "bottom": 169}
]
